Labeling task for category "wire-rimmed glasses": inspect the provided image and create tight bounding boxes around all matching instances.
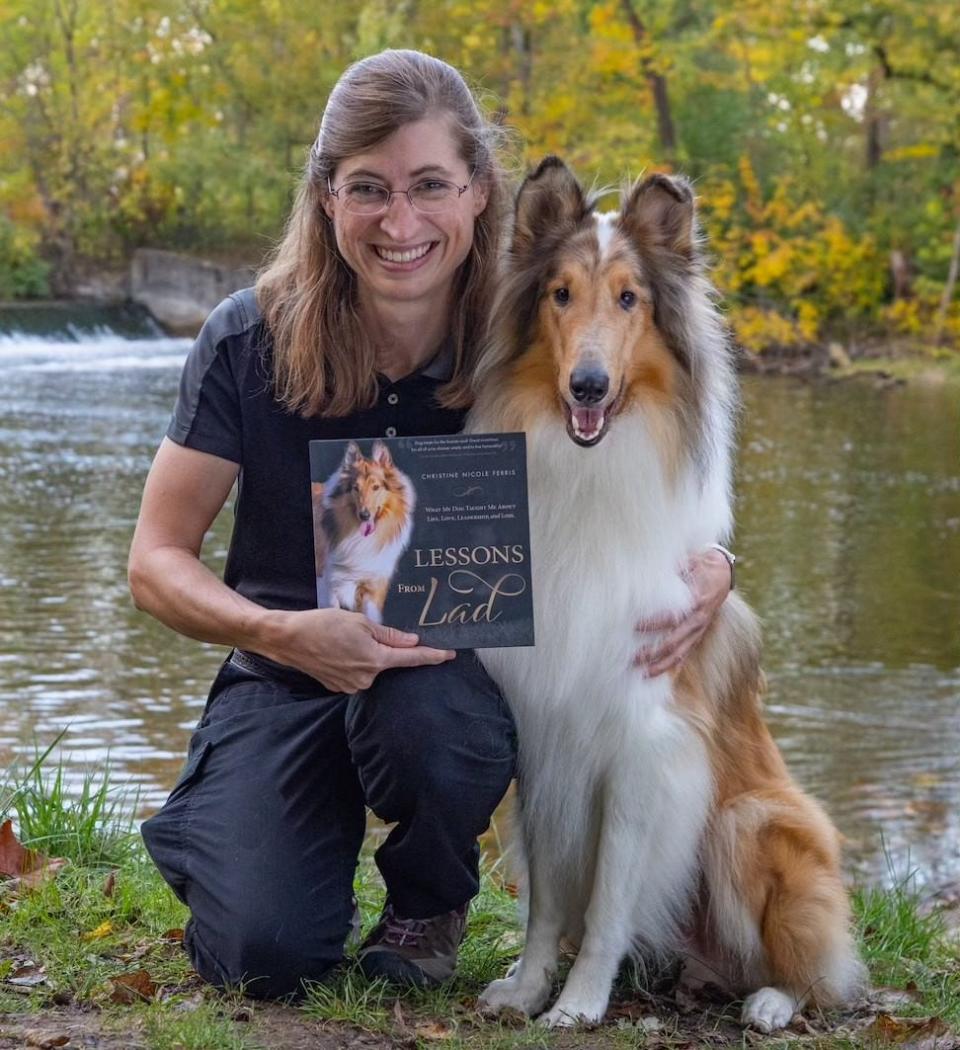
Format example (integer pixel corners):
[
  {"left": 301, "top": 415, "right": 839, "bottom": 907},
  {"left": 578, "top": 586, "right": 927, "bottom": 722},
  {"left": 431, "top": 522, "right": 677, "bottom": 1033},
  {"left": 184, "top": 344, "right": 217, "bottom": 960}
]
[{"left": 326, "top": 176, "right": 473, "bottom": 215}]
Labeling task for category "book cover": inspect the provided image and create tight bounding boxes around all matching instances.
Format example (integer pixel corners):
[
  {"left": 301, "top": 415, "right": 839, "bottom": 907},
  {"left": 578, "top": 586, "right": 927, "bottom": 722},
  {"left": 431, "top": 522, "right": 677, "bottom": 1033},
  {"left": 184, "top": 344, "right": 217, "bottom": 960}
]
[{"left": 309, "top": 432, "right": 534, "bottom": 649}]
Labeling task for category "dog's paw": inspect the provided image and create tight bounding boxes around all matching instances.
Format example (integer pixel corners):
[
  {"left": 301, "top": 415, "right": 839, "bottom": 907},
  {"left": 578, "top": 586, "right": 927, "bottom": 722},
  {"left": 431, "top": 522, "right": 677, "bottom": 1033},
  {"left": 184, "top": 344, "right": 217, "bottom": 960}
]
[
  {"left": 741, "top": 987, "right": 797, "bottom": 1033},
  {"left": 537, "top": 999, "right": 605, "bottom": 1029},
  {"left": 478, "top": 975, "right": 550, "bottom": 1018}
]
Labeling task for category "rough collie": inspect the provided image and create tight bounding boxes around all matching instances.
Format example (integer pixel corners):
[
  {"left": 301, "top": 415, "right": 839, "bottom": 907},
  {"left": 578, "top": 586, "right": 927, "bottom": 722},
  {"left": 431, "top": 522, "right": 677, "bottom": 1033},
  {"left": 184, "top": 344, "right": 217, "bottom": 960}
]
[
  {"left": 467, "top": 158, "right": 864, "bottom": 1030},
  {"left": 315, "top": 440, "right": 414, "bottom": 623}
]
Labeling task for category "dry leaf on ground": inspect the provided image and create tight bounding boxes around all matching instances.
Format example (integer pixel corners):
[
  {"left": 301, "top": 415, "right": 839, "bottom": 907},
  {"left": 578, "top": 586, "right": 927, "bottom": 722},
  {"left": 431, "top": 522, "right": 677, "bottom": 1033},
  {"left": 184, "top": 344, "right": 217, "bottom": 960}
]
[
  {"left": 8, "top": 964, "right": 47, "bottom": 987},
  {"left": 24, "top": 1030, "right": 70, "bottom": 1048},
  {"left": 414, "top": 1020, "right": 453, "bottom": 1040},
  {"left": 864, "top": 1012, "right": 960, "bottom": 1050},
  {"left": 82, "top": 920, "right": 114, "bottom": 941},
  {"left": 108, "top": 968, "right": 157, "bottom": 1003},
  {"left": 24, "top": 1029, "right": 71, "bottom": 1048},
  {"left": 0, "top": 820, "right": 68, "bottom": 889}
]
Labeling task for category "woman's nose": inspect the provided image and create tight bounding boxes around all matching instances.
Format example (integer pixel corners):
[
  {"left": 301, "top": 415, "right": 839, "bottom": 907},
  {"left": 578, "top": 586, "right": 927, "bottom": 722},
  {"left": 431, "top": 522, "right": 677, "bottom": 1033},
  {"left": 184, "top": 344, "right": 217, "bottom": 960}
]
[{"left": 378, "top": 193, "right": 421, "bottom": 240}]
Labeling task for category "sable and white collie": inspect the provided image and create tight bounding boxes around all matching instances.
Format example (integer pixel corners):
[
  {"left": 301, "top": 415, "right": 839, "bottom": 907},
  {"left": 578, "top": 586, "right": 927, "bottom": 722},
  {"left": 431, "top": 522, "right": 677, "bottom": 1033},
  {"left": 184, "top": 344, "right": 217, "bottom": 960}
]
[
  {"left": 467, "top": 158, "right": 865, "bottom": 1031},
  {"left": 315, "top": 440, "right": 414, "bottom": 623}
]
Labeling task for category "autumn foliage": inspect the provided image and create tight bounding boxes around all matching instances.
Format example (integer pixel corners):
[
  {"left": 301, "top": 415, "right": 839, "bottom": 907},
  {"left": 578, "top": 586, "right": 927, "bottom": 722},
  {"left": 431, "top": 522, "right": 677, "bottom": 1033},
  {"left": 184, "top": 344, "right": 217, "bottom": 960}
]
[{"left": 0, "top": 0, "right": 957, "bottom": 349}]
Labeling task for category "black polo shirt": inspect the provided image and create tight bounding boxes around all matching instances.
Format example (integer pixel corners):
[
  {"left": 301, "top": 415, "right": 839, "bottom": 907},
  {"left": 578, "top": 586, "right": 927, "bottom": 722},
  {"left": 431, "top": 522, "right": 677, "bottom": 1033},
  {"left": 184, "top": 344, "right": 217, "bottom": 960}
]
[{"left": 167, "top": 288, "right": 467, "bottom": 612}]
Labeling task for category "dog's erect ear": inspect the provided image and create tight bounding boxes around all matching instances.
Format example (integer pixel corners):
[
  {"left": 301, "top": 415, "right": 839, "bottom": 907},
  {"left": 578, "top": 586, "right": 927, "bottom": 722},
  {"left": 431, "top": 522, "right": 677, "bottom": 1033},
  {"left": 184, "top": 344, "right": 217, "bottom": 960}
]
[
  {"left": 620, "top": 174, "right": 695, "bottom": 260},
  {"left": 371, "top": 441, "right": 393, "bottom": 468},
  {"left": 512, "top": 156, "right": 588, "bottom": 254},
  {"left": 342, "top": 441, "right": 361, "bottom": 471}
]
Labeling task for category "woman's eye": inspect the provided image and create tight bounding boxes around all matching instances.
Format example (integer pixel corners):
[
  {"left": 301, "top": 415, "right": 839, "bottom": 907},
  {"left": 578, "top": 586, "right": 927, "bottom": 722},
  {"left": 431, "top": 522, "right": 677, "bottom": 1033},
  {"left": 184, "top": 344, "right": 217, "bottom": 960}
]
[
  {"left": 346, "top": 183, "right": 386, "bottom": 200},
  {"left": 554, "top": 287, "right": 570, "bottom": 305},
  {"left": 619, "top": 290, "right": 637, "bottom": 309}
]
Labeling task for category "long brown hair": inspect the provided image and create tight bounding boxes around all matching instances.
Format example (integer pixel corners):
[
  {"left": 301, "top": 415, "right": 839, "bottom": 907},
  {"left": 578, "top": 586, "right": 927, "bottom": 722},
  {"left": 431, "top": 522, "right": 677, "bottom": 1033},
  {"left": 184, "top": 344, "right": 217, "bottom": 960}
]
[{"left": 257, "top": 50, "right": 508, "bottom": 418}]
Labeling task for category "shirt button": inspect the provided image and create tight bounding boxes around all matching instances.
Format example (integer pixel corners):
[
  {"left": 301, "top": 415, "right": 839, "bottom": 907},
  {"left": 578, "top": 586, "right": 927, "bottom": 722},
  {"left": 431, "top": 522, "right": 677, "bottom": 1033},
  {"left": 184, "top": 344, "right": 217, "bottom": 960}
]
[
  {"left": 387, "top": 392, "right": 399, "bottom": 405},
  {"left": 385, "top": 426, "right": 397, "bottom": 437}
]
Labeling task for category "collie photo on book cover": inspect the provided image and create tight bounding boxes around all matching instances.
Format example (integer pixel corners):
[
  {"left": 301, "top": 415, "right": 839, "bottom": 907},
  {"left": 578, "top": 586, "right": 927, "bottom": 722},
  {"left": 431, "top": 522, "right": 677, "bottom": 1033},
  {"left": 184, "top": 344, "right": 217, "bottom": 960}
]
[{"left": 309, "top": 433, "right": 534, "bottom": 650}]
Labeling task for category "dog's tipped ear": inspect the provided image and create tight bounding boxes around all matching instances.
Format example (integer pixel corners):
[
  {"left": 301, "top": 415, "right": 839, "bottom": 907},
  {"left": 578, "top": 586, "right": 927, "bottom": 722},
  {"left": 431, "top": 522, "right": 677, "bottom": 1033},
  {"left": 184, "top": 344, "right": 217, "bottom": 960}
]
[
  {"left": 513, "top": 156, "right": 588, "bottom": 253},
  {"left": 343, "top": 441, "right": 361, "bottom": 469},
  {"left": 621, "top": 174, "right": 695, "bottom": 259},
  {"left": 371, "top": 440, "right": 393, "bottom": 468}
]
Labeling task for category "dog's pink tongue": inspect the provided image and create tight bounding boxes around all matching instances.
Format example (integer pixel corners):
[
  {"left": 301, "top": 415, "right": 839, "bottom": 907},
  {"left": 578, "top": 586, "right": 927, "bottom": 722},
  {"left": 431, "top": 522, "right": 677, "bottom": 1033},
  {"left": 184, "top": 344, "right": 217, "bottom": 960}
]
[
  {"left": 361, "top": 521, "right": 375, "bottom": 537},
  {"left": 572, "top": 406, "right": 604, "bottom": 437}
]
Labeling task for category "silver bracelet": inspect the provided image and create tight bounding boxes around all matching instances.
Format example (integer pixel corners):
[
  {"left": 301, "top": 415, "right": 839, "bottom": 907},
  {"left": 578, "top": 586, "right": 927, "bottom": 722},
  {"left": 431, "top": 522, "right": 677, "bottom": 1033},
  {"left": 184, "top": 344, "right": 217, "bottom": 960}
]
[{"left": 709, "top": 543, "right": 736, "bottom": 591}]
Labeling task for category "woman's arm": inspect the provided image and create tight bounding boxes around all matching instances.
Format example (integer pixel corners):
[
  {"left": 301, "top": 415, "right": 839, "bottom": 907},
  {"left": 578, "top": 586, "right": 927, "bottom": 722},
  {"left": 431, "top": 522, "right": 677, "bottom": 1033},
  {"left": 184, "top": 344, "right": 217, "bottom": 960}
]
[
  {"left": 128, "top": 438, "right": 453, "bottom": 693},
  {"left": 633, "top": 546, "right": 734, "bottom": 677}
]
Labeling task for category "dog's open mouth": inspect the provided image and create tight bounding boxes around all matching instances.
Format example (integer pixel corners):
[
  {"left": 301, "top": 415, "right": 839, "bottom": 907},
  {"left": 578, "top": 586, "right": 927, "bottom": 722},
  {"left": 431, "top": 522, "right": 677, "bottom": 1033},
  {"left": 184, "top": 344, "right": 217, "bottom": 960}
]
[{"left": 564, "top": 393, "right": 621, "bottom": 447}]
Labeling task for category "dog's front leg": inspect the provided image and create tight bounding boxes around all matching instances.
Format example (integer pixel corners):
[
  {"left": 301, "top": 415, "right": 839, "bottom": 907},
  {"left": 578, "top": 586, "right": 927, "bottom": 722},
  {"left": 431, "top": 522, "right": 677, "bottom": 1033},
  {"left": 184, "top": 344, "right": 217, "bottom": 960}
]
[
  {"left": 478, "top": 855, "right": 561, "bottom": 1018},
  {"left": 536, "top": 828, "right": 634, "bottom": 1028}
]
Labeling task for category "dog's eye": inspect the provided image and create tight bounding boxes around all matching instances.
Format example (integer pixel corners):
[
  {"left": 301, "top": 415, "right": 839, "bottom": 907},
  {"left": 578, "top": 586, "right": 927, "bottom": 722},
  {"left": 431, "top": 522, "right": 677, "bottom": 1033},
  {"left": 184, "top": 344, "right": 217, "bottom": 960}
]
[
  {"left": 619, "top": 290, "right": 637, "bottom": 310},
  {"left": 553, "top": 287, "right": 570, "bottom": 305}
]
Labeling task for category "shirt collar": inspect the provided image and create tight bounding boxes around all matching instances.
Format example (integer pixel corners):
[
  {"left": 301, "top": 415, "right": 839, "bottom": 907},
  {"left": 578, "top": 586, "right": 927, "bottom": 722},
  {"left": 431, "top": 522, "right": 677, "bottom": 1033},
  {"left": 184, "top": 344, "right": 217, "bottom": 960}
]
[{"left": 417, "top": 335, "right": 455, "bottom": 382}]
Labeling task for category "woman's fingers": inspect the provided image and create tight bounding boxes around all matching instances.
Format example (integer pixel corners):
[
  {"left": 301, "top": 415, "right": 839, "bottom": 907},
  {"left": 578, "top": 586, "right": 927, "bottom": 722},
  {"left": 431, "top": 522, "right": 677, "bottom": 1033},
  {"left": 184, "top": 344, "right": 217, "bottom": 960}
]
[
  {"left": 378, "top": 644, "right": 456, "bottom": 669},
  {"left": 367, "top": 622, "right": 421, "bottom": 647}
]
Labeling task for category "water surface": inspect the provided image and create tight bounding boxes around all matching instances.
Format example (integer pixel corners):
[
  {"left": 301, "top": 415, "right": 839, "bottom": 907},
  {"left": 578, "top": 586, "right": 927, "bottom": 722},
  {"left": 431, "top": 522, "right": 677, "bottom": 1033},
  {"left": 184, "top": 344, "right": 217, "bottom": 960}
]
[{"left": 0, "top": 316, "right": 957, "bottom": 887}]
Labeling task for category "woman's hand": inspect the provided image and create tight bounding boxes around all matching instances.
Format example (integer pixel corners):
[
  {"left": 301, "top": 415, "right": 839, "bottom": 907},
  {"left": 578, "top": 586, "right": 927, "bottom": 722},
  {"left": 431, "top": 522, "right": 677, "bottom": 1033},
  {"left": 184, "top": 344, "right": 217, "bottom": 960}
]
[
  {"left": 634, "top": 547, "right": 734, "bottom": 677},
  {"left": 261, "top": 607, "right": 455, "bottom": 693}
]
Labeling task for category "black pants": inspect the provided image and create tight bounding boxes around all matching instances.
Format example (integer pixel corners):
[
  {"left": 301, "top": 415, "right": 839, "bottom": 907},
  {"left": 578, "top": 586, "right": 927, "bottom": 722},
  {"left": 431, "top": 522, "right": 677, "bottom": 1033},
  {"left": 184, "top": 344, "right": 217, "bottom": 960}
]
[{"left": 141, "top": 649, "right": 516, "bottom": 1000}]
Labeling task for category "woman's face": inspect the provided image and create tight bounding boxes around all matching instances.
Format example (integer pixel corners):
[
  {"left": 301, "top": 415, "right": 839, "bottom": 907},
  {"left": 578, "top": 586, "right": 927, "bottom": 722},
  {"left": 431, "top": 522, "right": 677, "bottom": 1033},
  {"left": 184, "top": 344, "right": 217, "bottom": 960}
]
[{"left": 324, "top": 116, "right": 488, "bottom": 317}]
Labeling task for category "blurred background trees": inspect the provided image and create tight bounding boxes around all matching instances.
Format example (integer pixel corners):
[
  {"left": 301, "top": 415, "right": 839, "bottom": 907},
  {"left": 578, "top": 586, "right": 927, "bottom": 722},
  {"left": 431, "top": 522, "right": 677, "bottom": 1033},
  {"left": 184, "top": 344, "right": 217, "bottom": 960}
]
[{"left": 0, "top": 0, "right": 957, "bottom": 350}]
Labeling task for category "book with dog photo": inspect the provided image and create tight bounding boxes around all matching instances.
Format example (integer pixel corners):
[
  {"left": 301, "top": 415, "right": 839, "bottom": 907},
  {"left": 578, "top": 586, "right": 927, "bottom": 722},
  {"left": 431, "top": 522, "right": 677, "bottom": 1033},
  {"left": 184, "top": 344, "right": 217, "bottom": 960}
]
[{"left": 308, "top": 433, "right": 534, "bottom": 650}]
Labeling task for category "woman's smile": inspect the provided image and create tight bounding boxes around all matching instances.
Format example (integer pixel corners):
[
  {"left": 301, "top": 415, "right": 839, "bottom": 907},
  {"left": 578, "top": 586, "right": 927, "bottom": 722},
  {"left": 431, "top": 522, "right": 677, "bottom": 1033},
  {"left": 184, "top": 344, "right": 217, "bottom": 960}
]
[{"left": 372, "top": 240, "right": 439, "bottom": 266}]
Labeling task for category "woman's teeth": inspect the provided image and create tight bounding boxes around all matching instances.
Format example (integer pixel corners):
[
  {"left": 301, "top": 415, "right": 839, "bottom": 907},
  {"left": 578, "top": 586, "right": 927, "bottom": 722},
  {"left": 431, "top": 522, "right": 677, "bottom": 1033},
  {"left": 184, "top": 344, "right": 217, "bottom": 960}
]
[{"left": 376, "top": 243, "right": 434, "bottom": 263}]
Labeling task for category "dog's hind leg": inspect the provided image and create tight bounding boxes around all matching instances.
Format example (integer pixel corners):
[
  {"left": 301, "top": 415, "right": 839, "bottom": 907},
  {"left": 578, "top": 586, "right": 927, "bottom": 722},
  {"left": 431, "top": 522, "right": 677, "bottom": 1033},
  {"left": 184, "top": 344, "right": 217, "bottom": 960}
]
[
  {"left": 703, "top": 798, "right": 866, "bottom": 1033},
  {"left": 478, "top": 852, "right": 564, "bottom": 1018}
]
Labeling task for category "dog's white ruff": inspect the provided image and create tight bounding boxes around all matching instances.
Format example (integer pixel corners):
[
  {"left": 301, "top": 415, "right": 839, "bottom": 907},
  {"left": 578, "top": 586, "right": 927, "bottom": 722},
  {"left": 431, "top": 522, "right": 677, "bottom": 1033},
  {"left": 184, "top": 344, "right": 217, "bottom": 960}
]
[{"left": 473, "top": 405, "right": 731, "bottom": 1025}]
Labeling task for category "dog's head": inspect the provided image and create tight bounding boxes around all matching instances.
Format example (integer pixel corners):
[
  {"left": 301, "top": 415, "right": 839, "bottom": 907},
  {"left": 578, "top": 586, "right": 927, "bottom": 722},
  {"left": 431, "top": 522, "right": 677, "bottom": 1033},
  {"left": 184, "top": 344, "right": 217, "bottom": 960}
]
[
  {"left": 339, "top": 441, "right": 399, "bottom": 536},
  {"left": 495, "top": 157, "right": 707, "bottom": 447}
]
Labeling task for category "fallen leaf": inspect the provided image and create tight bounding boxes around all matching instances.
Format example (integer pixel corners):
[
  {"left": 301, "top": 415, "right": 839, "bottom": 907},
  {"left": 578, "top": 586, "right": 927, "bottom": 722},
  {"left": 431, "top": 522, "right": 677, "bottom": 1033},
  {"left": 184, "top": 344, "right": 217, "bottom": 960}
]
[
  {"left": 414, "top": 1021, "right": 453, "bottom": 1040},
  {"left": 161, "top": 928, "right": 184, "bottom": 943},
  {"left": 8, "top": 964, "right": 47, "bottom": 987},
  {"left": 82, "top": 920, "right": 114, "bottom": 941},
  {"left": 872, "top": 986, "right": 924, "bottom": 1011},
  {"left": 109, "top": 968, "right": 157, "bottom": 1004},
  {"left": 0, "top": 821, "right": 67, "bottom": 890},
  {"left": 864, "top": 1012, "right": 957, "bottom": 1050},
  {"left": 24, "top": 1030, "right": 70, "bottom": 1048},
  {"left": 102, "top": 871, "right": 116, "bottom": 897},
  {"left": 392, "top": 999, "right": 410, "bottom": 1032}
]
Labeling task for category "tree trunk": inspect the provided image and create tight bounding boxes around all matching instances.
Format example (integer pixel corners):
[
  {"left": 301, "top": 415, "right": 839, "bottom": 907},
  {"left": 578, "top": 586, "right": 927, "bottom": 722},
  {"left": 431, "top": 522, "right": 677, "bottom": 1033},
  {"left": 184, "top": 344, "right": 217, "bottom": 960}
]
[
  {"left": 933, "top": 219, "right": 960, "bottom": 346},
  {"left": 619, "top": 0, "right": 677, "bottom": 159}
]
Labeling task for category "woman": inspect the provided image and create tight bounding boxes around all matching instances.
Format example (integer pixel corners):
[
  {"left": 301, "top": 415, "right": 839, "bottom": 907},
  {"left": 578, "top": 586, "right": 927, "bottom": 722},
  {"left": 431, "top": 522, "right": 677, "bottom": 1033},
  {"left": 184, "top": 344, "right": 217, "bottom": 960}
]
[{"left": 130, "top": 49, "right": 733, "bottom": 1001}]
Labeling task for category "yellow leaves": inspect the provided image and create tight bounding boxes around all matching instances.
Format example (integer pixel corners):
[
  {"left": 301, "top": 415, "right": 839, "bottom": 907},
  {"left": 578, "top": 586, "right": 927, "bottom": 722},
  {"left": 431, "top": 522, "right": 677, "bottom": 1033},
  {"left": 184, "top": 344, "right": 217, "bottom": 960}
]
[
  {"left": 83, "top": 920, "right": 114, "bottom": 941},
  {"left": 887, "top": 144, "right": 941, "bottom": 162}
]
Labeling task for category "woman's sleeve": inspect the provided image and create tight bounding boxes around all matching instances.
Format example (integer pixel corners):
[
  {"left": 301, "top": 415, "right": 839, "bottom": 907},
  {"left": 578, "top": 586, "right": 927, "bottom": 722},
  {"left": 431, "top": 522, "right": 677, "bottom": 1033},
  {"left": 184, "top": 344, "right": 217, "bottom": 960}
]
[{"left": 166, "top": 296, "right": 245, "bottom": 465}]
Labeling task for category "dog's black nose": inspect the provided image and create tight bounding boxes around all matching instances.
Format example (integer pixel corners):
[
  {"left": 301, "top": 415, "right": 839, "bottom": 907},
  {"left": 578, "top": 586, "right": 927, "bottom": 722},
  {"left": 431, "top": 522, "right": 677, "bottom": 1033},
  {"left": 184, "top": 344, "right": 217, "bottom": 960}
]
[
  {"left": 570, "top": 367, "right": 609, "bottom": 405},
  {"left": 358, "top": 509, "right": 371, "bottom": 521}
]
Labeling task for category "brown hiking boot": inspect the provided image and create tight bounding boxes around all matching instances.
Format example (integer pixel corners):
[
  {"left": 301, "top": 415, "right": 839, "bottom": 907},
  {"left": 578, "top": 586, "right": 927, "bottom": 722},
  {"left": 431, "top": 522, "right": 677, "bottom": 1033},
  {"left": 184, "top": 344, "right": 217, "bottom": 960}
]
[{"left": 357, "top": 900, "right": 468, "bottom": 987}]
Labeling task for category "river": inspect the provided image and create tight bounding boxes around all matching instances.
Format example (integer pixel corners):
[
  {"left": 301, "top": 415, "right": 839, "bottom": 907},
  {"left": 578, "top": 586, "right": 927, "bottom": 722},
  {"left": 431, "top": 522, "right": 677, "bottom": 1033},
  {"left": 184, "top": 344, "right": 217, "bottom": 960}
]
[{"left": 1, "top": 306, "right": 958, "bottom": 889}]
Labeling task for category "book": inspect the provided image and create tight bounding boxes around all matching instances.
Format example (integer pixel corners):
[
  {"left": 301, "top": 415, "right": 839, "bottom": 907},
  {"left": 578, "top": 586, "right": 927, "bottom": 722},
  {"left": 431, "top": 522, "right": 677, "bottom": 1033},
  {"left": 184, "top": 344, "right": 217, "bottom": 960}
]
[{"left": 309, "top": 432, "right": 534, "bottom": 649}]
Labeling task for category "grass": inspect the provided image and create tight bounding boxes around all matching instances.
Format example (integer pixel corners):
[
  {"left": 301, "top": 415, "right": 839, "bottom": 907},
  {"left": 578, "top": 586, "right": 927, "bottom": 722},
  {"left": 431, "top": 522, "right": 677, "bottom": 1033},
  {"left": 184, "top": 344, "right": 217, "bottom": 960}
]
[{"left": 0, "top": 751, "right": 956, "bottom": 1049}]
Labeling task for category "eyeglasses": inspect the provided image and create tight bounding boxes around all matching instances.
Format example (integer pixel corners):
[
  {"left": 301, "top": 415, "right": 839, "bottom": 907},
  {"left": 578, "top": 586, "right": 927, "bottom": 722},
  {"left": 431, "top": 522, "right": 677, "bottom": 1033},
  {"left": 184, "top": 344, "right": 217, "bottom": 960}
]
[{"left": 326, "top": 176, "right": 473, "bottom": 215}]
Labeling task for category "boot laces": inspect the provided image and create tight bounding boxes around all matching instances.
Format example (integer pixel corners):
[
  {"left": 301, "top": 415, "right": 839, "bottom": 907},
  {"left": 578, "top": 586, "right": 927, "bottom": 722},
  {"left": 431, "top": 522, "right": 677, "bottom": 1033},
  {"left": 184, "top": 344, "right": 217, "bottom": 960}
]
[{"left": 382, "top": 907, "right": 428, "bottom": 947}]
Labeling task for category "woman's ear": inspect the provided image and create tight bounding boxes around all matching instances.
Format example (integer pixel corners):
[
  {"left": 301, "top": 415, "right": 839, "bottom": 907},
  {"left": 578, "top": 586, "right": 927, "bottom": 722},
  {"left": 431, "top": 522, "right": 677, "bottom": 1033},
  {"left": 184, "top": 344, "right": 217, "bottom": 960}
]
[
  {"left": 322, "top": 193, "right": 336, "bottom": 220},
  {"left": 471, "top": 178, "right": 489, "bottom": 216}
]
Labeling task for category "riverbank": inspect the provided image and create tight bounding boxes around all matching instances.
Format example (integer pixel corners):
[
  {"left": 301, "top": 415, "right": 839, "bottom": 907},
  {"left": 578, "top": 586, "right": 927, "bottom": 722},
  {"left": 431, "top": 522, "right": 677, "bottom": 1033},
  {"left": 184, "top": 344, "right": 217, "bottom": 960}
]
[
  {"left": 4, "top": 289, "right": 957, "bottom": 390},
  {"left": 1, "top": 759, "right": 958, "bottom": 1050}
]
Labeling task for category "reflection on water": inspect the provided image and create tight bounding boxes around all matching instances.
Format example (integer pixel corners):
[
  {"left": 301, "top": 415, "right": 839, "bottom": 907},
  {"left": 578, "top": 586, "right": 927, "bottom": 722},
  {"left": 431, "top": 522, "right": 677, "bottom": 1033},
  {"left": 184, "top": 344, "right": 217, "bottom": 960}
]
[{"left": 0, "top": 319, "right": 958, "bottom": 888}]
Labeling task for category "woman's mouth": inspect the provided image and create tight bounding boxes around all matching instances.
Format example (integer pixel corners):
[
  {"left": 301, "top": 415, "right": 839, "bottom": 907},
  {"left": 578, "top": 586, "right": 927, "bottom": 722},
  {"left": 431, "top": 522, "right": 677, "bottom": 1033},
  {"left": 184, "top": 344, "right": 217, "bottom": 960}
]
[{"left": 374, "top": 242, "right": 437, "bottom": 266}]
